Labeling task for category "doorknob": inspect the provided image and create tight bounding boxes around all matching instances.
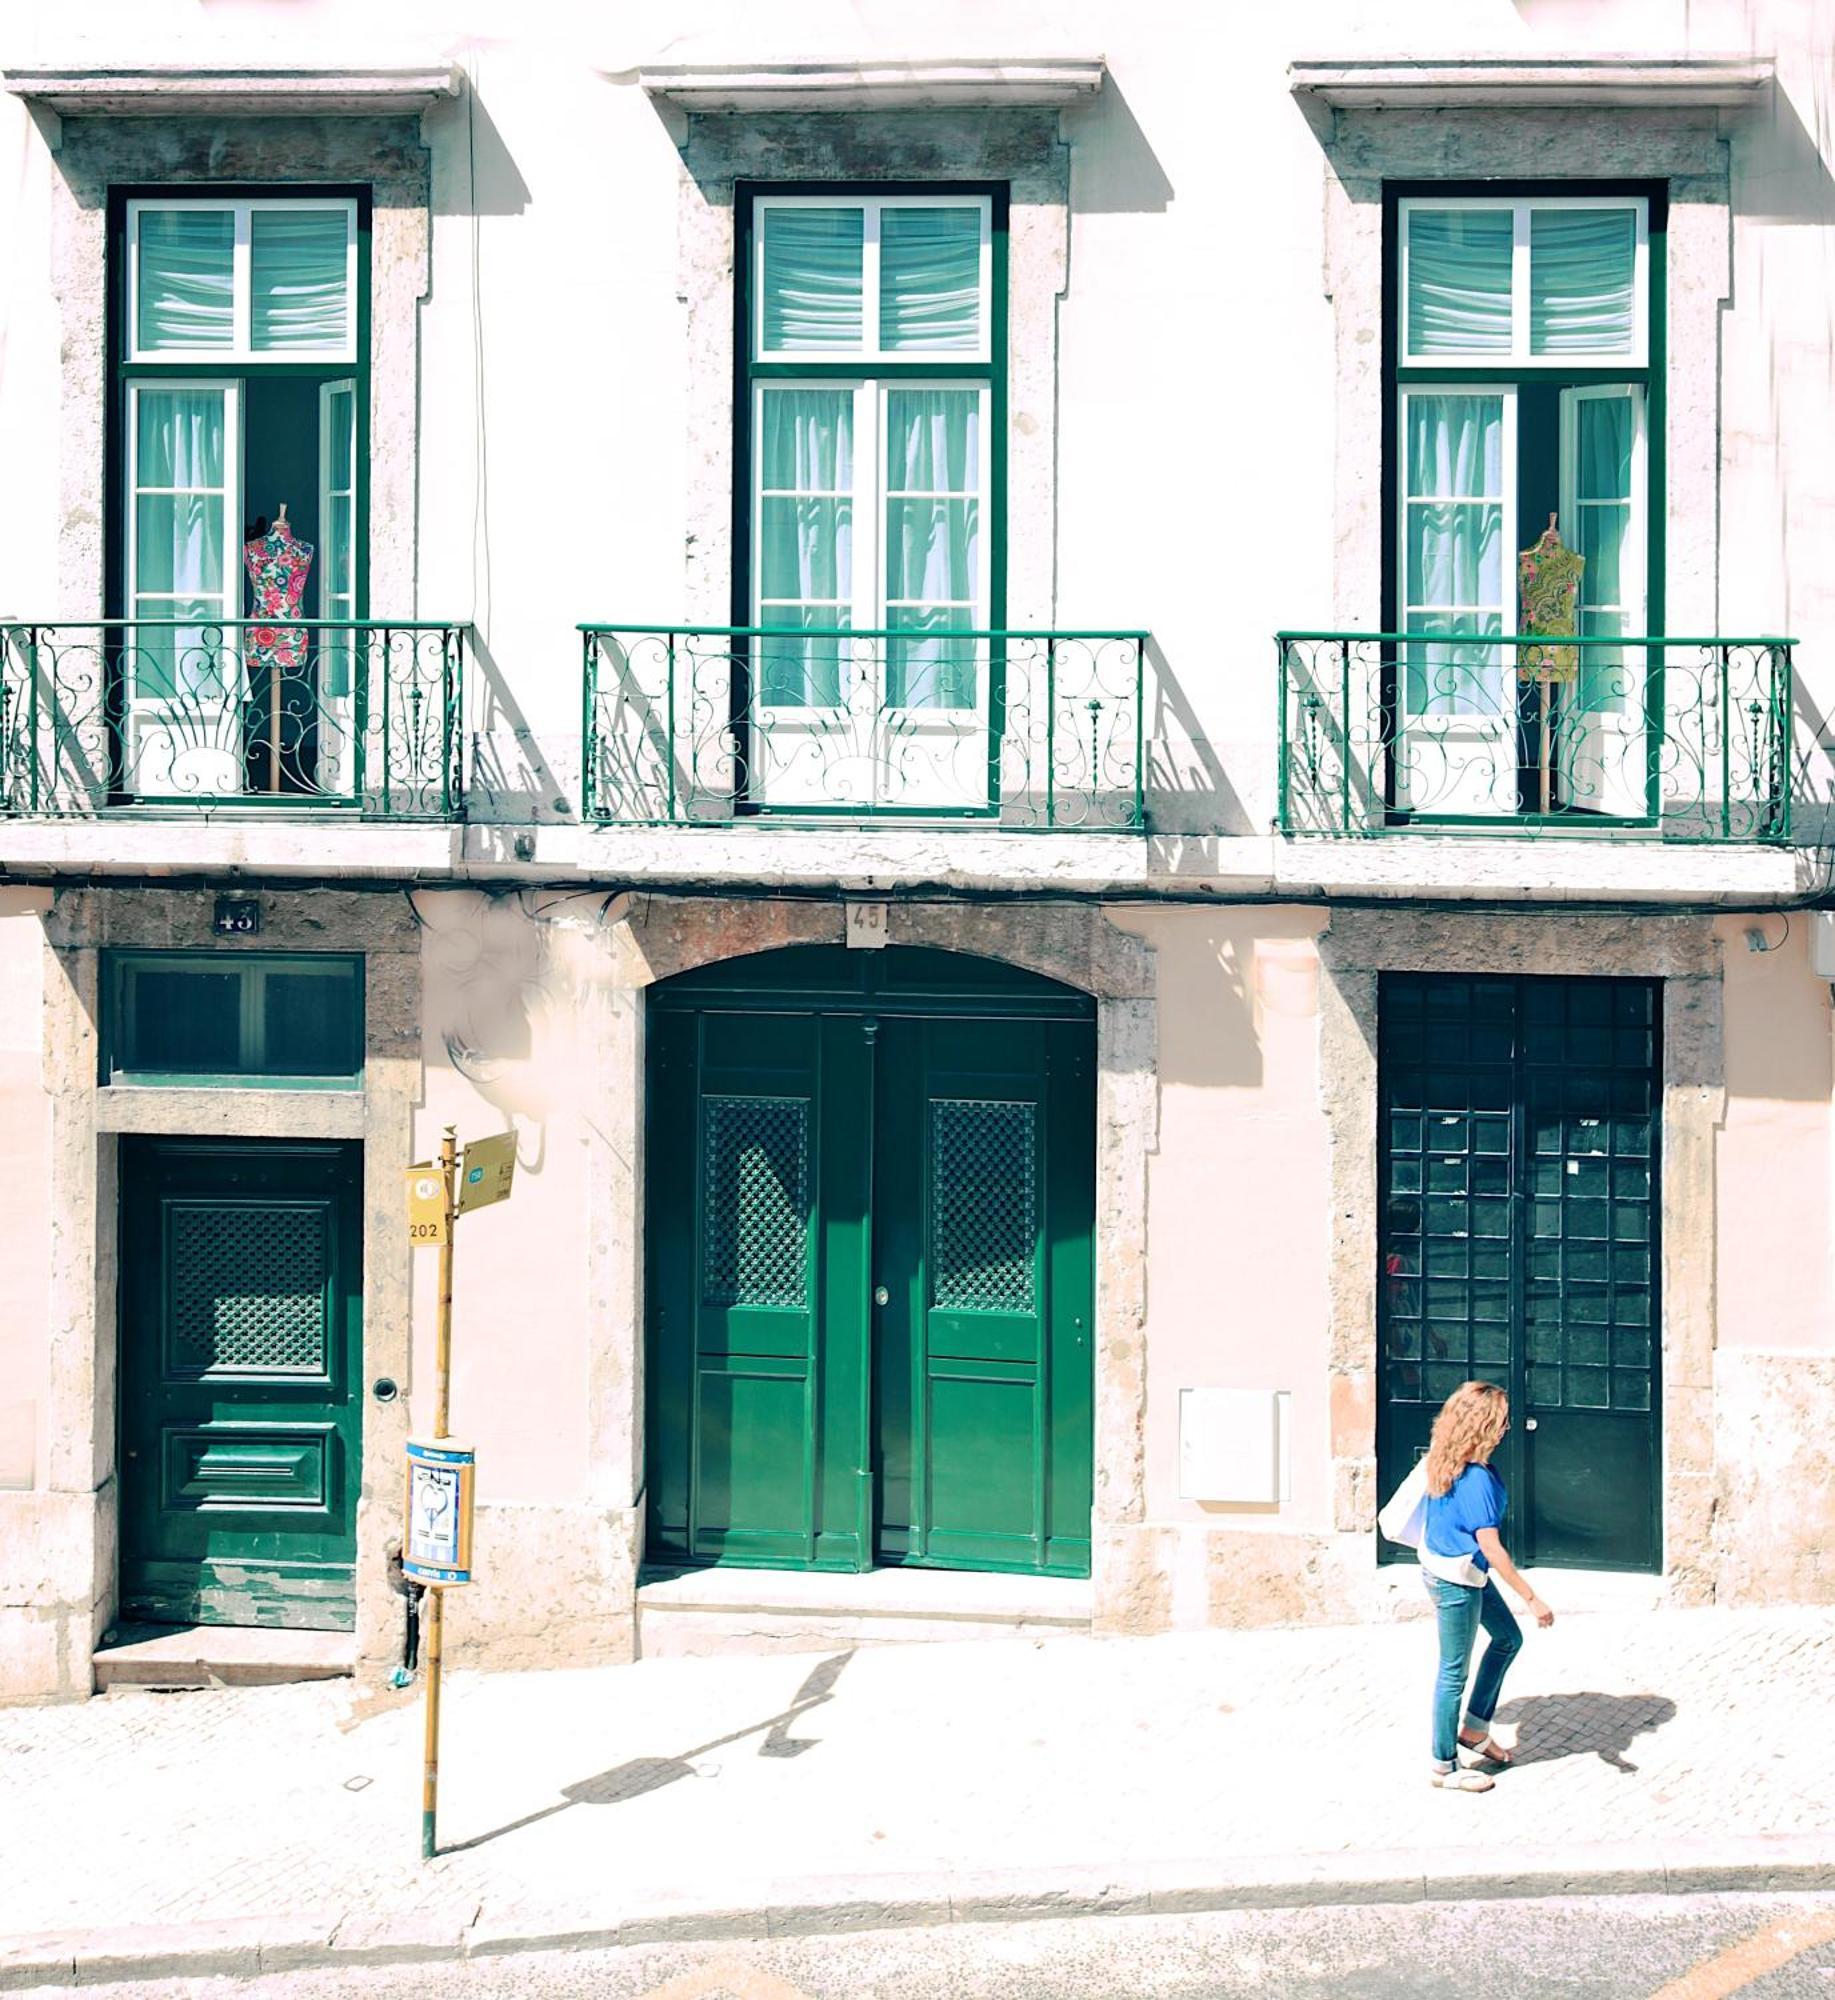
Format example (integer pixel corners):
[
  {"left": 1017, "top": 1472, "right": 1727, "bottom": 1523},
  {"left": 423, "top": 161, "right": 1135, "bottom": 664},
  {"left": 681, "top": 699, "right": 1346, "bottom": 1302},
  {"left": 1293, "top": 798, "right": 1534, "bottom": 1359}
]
[
  {"left": 873, "top": 1285, "right": 890, "bottom": 1306},
  {"left": 1524, "top": 1417, "right": 1539, "bottom": 1431}
]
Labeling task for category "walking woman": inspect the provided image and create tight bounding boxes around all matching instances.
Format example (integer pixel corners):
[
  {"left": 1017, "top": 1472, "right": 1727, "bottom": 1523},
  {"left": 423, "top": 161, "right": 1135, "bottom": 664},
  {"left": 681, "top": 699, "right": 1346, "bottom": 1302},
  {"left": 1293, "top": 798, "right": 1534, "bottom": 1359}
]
[{"left": 1419, "top": 1380, "right": 1554, "bottom": 1793}]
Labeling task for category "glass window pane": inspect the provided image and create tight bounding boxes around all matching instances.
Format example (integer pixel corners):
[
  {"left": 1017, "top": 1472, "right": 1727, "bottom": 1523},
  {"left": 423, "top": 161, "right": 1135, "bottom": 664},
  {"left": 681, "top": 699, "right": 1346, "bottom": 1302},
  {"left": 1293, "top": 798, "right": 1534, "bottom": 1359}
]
[
  {"left": 759, "top": 497, "right": 852, "bottom": 601},
  {"left": 760, "top": 207, "right": 864, "bottom": 351},
  {"left": 1576, "top": 503, "right": 1629, "bottom": 608},
  {"left": 132, "top": 599, "right": 234, "bottom": 703},
  {"left": 885, "top": 388, "right": 979, "bottom": 494},
  {"left": 325, "top": 495, "right": 354, "bottom": 600},
  {"left": 122, "top": 968, "right": 241, "bottom": 1071},
  {"left": 885, "top": 498, "right": 979, "bottom": 605},
  {"left": 136, "top": 494, "right": 225, "bottom": 597},
  {"left": 264, "top": 967, "right": 362, "bottom": 1074},
  {"left": 760, "top": 389, "right": 853, "bottom": 492},
  {"left": 251, "top": 208, "right": 350, "bottom": 351},
  {"left": 880, "top": 206, "right": 981, "bottom": 351},
  {"left": 136, "top": 209, "right": 234, "bottom": 350},
  {"left": 1407, "top": 209, "right": 1513, "bottom": 355},
  {"left": 887, "top": 604, "right": 977, "bottom": 710},
  {"left": 1406, "top": 394, "right": 1503, "bottom": 502},
  {"left": 757, "top": 611, "right": 848, "bottom": 709},
  {"left": 1532, "top": 208, "right": 1637, "bottom": 356},
  {"left": 326, "top": 387, "right": 355, "bottom": 489},
  {"left": 1577, "top": 394, "right": 1634, "bottom": 501},
  {"left": 1406, "top": 502, "right": 1501, "bottom": 609},
  {"left": 136, "top": 390, "right": 226, "bottom": 490},
  {"left": 1404, "top": 613, "right": 1505, "bottom": 719}
]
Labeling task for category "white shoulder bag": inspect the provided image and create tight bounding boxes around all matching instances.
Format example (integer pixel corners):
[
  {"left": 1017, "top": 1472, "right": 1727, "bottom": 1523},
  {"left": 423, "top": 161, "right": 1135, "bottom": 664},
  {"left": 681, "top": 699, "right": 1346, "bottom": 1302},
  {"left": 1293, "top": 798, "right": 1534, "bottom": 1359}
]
[{"left": 1376, "top": 1460, "right": 1428, "bottom": 1548}]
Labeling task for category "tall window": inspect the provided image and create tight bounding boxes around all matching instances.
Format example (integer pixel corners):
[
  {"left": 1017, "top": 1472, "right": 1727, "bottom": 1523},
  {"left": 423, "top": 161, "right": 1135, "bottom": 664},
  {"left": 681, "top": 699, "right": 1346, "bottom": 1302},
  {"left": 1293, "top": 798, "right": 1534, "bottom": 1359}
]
[
  {"left": 118, "top": 194, "right": 363, "bottom": 795},
  {"left": 745, "top": 193, "right": 997, "bottom": 714},
  {"left": 1391, "top": 192, "right": 1655, "bottom": 817}
]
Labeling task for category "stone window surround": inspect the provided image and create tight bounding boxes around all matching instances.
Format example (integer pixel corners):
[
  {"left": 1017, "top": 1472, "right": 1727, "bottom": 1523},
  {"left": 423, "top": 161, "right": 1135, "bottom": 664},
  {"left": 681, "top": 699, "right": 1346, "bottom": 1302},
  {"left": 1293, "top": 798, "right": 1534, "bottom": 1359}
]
[
  {"left": 1315, "top": 106, "right": 1733, "bottom": 637},
  {"left": 1318, "top": 908, "right": 1724, "bottom": 1602},
  {"left": 35, "top": 114, "right": 431, "bottom": 621},
  {"left": 38, "top": 890, "right": 422, "bottom": 1694},
  {"left": 669, "top": 105, "right": 1070, "bottom": 632}
]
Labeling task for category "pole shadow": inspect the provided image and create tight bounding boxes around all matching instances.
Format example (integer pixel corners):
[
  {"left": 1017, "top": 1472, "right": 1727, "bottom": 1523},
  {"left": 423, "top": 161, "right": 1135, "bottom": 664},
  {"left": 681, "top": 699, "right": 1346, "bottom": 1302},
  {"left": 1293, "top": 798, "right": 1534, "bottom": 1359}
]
[
  {"left": 441, "top": 1649, "right": 856, "bottom": 1855},
  {"left": 1491, "top": 1691, "right": 1677, "bottom": 1773}
]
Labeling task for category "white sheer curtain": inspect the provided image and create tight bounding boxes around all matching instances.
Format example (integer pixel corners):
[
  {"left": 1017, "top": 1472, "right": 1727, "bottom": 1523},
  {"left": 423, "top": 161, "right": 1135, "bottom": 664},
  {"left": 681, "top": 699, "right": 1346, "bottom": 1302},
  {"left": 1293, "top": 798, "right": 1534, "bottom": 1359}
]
[
  {"left": 880, "top": 208, "right": 981, "bottom": 351},
  {"left": 885, "top": 388, "right": 980, "bottom": 708},
  {"left": 1403, "top": 393, "right": 1505, "bottom": 717},
  {"left": 1572, "top": 391, "right": 1638, "bottom": 713},
  {"left": 760, "top": 209, "right": 864, "bottom": 351},
  {"left": 137, "top": 210, "right": 234, "bottom": 350},
  {"left": 1531, "top": 210, "right": 1636, "bottom": 356},
  {"left": 252, "top": 209, "right": 350, "bottom": 351},
  {"left": 133, "top": 388, "right": 229, "bottom": 700},
  {"left": 1406, "top": 211, "right": 1512, "bottom": 356},
  {"left": 757, "top": 388, "right": 854, "bottom": 705}
]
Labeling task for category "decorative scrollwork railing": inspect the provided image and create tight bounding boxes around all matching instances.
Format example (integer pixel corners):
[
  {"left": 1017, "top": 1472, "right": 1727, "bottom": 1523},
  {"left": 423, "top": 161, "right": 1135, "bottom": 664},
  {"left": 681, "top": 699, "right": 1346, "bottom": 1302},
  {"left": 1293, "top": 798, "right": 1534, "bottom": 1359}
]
[
  {"left": 1277, "top": 632, "right": 1794, "bottom": 842},
  {"left": 0, "top": 620, "right": 465, "bottom": 819},
  {"left": 581, "top": 625, "right": 1146, "bottom": 829}
]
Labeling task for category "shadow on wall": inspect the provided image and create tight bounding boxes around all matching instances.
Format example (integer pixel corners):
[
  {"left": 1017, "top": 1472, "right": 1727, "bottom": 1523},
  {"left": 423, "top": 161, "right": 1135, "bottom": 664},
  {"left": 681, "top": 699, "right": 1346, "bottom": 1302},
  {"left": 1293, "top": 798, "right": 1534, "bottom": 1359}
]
[
  {"left": 1066, "top": 74, "right": 1175, "bottom": 215},
  {"left": 430, "top": 75, "right": 533, "bottom": 217},
  {"left": 1144, "top": 637, "right": 1256, "bottom": 838},
  {"left": 468, "top": 630, "right": 574, "bottom": 822}
]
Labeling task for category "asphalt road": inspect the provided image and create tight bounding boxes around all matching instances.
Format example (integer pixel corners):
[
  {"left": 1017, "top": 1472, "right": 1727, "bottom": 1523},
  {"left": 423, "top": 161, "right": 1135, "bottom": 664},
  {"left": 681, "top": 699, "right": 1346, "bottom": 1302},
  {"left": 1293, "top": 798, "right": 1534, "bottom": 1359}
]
[{"left": 66, "top": 1892, "right": 1835, "bottom": 1998}]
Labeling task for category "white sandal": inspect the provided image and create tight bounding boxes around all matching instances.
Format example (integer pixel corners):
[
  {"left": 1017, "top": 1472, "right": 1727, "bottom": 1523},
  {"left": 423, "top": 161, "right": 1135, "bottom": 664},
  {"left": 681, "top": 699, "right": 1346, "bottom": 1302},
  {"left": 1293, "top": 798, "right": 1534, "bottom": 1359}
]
[
  {"left": 1431, "top": 1766, "right": 1495, "bottom": 1792},
  {"left": 1458, "top": 1730, "right": 1513, "bottom": 1766}
]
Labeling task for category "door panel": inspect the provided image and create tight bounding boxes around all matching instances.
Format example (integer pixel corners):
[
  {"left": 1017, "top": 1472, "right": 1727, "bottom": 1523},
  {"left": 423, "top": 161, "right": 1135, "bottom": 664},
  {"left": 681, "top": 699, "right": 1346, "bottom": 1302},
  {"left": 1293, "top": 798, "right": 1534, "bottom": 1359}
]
[
  {"left": 1377, "top": 974, "right": 1660, "bottom": 1573},
  {"left": 120, "top": 1139, "right": 361, "bottom": 1630},
  {"left": 646, "top": 949, "right": 1094, "bottom": 1580}
]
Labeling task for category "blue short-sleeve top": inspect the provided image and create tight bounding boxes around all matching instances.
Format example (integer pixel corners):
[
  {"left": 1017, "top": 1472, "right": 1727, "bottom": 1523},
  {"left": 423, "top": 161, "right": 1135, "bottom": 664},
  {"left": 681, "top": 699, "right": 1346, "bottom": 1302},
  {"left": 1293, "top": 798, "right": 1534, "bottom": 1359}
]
[{"left": 1422, "top": 1463, "right": 1506, "bottom": 1573}]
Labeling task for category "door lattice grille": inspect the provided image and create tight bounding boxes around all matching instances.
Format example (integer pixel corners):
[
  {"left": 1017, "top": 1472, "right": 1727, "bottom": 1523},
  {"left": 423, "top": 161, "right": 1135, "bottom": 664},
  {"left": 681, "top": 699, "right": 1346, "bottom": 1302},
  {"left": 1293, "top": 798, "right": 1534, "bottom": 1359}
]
[
  {"left": 929, "top": 1098, "right": 1037, "bottom": 1312},
  {"left": 702, "top": 1096, "right": 810, "bottom": 1307},
  {"left": 168, "top": 1204, "right": 330, "bottom": 1374}
]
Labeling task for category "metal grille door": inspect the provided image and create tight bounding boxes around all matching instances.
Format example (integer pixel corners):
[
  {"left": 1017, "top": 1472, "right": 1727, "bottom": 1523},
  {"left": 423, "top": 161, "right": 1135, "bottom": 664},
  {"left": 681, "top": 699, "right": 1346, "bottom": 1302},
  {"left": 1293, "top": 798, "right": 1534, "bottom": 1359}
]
[{"left": 1378, "top": 974, "right": 1660, "bottom": 1572}]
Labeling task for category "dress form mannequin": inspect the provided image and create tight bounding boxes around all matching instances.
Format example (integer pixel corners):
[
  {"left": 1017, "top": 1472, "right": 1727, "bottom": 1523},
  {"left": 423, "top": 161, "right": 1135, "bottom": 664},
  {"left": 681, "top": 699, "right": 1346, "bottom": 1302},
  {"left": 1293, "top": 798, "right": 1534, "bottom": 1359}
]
[
  {"left": 243, "top": 502, "right": 315, "bottom": 792},
  {"left": 1517, "top": 516, "right": 1585, "bottom": 814}
]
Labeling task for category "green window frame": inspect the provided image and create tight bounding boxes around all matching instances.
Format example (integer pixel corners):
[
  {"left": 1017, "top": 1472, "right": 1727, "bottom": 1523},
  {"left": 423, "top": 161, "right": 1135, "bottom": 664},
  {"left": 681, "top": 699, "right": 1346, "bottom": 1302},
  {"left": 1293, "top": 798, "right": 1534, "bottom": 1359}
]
[
  {"left": 107, "top": 185, "right": 372, "bottom": 796},
  {"left": 103, "top": 951, "right": 365, "bottom": 1087},
  {"left": 733, "top": 179, "right": 1010, "bottom": 695},
  {"left": 1383, "top": 181, "right": 1667, "bottom": 823}
]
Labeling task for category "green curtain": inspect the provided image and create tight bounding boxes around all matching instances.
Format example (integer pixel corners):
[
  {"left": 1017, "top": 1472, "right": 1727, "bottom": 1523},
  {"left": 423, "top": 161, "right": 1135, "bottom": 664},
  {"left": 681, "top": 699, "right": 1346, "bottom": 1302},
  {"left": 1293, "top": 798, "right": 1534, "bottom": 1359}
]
[
  {"left": 757, "top": 387, "right": 854, "bottom": 705},
  {"left": 885, "top": 388, "right": 980, "bottom": 708},
  {"left": 134, "top": 389, "right": 228, "bottom": 700},
  {"left": 1531, "top": 210, "right": 1636, "bottom": 356},
  {"left": 880, "top": 207, "right": 980, "bottom": 351},
  {"left": 1403, "top": 393, "right": 1505, "bottom": 718},
  {"left": 1407, "top": 210, "right": 1512, "bottom": 355},
  {"left": 251, "top": 210, "right": 349, "bottom": 351},
  {"left": 761, "top": 208, "right": 864, "bottom": 351}
]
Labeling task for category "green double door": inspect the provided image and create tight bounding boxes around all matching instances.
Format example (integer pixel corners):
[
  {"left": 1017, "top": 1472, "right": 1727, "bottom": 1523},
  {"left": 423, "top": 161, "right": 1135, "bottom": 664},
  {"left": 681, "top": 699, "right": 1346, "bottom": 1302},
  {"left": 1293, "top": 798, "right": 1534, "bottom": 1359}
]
[
  {"left": 1377, "top": 974, "right": 1661, "bottom": 1572},
  {"left": 647, "top": 947, "right": 1095, "bottom": 1577},
  {"left": 120, "top": 1139, "right": 362, "bottom": 1629}
]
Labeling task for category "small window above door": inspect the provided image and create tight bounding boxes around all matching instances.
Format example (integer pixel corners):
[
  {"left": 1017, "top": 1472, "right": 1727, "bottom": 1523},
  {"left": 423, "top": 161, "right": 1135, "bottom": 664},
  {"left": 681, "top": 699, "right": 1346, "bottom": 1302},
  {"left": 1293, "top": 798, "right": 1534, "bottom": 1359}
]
[
  {"left": 103, "top": 951, "right": 364, "bottom": 1086},
  {"left": 127, "top": 198, "right": 358, "bottom": 364}
]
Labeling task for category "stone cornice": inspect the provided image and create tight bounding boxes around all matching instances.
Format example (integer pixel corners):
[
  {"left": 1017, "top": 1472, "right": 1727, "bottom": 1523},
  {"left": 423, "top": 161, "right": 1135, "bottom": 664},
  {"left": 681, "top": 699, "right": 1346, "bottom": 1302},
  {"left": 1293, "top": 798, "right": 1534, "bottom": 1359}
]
[
  {"left": 1288, "top": 54, "right": 1774, "bottom": 111},
  {"left": 1, "top": 62, "right": 462, "bottom": 118},
  {"left": 639, "top": 58, "right": 1106, "bottom": 114}
]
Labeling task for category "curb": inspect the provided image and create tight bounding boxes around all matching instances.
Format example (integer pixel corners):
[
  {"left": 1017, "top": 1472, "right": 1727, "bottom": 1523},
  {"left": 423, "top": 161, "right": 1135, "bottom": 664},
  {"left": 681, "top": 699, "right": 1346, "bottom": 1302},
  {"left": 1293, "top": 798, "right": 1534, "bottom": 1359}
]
[{"left": 4, "top": 1837, "right": 1832, "bottom": 1988}]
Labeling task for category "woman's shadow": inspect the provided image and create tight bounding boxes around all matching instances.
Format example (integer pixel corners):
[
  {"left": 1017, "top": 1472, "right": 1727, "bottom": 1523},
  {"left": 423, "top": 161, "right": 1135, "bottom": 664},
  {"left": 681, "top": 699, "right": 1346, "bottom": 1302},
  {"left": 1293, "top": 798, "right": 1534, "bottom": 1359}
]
[{"left": 1491, "top": 1691, "right": 1677, "bottom": 1773}]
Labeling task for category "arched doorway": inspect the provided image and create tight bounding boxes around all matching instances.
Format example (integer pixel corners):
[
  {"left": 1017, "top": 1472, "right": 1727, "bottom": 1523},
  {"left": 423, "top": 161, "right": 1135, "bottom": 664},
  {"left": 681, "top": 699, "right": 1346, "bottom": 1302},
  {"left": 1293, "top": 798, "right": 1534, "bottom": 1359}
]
[{"left": 645, "top": 944, "right": 1096, "bottom": 1578}]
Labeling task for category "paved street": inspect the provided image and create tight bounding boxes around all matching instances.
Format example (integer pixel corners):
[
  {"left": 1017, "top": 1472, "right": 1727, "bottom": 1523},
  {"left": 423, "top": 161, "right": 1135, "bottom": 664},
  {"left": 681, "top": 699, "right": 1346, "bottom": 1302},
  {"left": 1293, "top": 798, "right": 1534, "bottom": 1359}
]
[
  {"left": 60, "top": 1895, "right": 1835, "bottom": 1999},
  {"left": 0, "top": 1603, "right": 1830, "bottom": 1980}
]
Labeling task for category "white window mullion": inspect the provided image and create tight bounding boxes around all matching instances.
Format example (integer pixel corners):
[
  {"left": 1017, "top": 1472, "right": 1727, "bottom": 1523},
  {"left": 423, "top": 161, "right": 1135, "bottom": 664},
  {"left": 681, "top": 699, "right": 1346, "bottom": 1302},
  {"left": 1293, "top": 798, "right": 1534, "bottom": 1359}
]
[
  {"left": 858, "top": 378, "right": 883, "bottom": 651},
  {"left": 1500, "top": 384, "right": 1519, "bottom": 641},
  {"left": 233, "top": 207, "right": 253, "bottom": 358},
  {"left": 1511, "top": 205, "right": 1531, "bottom": 365},
  {"left": 862, "top": 202, "right": 884, "bottom": 366}
]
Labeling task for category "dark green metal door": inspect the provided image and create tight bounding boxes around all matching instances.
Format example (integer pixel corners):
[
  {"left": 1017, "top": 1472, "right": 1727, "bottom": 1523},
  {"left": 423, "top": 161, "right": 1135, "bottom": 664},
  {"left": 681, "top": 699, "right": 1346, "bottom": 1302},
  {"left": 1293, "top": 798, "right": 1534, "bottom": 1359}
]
[
  {"left": 646, "top": 946, "right": 1094, "bottom": 1578},
  {"left": 1378, "top": 975, "right": 1660, "bottom": 1572},
  {"left": 120, "top": 1139, "right": 363, "bottom": 1629}
]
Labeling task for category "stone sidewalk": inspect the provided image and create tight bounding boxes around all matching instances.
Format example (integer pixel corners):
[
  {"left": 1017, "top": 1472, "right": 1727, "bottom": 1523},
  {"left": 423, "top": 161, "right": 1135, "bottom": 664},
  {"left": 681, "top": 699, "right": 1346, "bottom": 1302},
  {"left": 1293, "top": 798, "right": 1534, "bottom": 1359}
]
[{"left": 1, "top": 1605, "right": 1832, "bottom": 1984}]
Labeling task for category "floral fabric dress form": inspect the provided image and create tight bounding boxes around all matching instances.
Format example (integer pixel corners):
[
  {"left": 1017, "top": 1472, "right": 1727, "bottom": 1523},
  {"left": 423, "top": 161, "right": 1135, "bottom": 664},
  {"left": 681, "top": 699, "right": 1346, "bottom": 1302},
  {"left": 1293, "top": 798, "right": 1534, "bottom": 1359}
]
[
  {"left": 243, "top": 522, "right": 316, "bottom": 680},
  {"left": 1517, "top": 525, "right": 1584, "bottom": 686}
]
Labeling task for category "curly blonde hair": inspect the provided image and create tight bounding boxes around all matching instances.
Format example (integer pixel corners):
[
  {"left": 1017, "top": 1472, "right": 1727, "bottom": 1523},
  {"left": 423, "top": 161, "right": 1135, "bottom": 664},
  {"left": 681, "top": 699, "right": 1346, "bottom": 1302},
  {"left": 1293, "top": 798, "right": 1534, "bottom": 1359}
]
[{"left": 1424, "top": 1381, "right": 1509, "bottom": 1497}]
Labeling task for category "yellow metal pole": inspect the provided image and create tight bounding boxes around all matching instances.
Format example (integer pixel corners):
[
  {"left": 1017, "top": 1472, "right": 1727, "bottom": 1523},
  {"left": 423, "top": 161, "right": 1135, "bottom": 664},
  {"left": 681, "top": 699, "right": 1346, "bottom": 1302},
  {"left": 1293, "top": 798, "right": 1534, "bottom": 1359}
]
[{"left": 421, "top": 1124, "right": 457, "bottom": 1861}]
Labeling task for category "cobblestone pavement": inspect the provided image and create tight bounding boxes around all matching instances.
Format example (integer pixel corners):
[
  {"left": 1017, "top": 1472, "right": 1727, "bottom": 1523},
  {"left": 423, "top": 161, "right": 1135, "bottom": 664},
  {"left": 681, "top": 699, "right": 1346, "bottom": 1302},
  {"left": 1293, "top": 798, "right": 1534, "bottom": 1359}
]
[{"left": 1, "top": 1606, "right": 1829, "bottom": 1941}]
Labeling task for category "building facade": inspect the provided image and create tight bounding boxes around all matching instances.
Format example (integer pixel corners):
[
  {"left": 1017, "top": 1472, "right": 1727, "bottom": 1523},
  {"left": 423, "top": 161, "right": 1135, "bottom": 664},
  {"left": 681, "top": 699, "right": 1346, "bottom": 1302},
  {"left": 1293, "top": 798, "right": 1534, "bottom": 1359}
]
[{"left": 2, "top": 1, "right": 1833, "bottom": 1702}]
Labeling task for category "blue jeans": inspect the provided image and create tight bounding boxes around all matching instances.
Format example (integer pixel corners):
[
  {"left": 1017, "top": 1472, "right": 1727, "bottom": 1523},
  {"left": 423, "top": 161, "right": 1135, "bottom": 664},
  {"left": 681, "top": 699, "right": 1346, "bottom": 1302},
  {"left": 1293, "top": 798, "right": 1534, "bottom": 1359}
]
[{"left": 1425, "top": 1572, "right": 1523, "bottom": 1770}]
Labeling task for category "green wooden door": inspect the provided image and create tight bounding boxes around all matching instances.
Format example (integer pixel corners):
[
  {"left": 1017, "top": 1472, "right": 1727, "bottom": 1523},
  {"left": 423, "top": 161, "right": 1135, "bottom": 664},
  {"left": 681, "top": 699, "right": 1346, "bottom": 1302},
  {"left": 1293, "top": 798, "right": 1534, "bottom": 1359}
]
[
  {"left": 646, "top": 947, "right": 1094, "bottom": 1578},
  {"left": 1378, "top": 974, "right": 1661, "bottom": 1572},
  {"left": 120, "top": 1139, "right": 363, "bottom": 1629}
]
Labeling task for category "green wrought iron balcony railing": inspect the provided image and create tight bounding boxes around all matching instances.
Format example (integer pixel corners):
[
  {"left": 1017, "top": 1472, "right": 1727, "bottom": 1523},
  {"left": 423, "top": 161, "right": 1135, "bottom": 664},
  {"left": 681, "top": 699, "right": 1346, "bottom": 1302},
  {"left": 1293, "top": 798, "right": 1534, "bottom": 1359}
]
[
  {"left": 0, "top": 620, "right": 466, "bottom": 819},
  {"left": 1277, "top": 632, "right": 1795, "bottom": 842},
  {"left": 582, "top": 625, "right": 1147, "bottom": 829}
]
